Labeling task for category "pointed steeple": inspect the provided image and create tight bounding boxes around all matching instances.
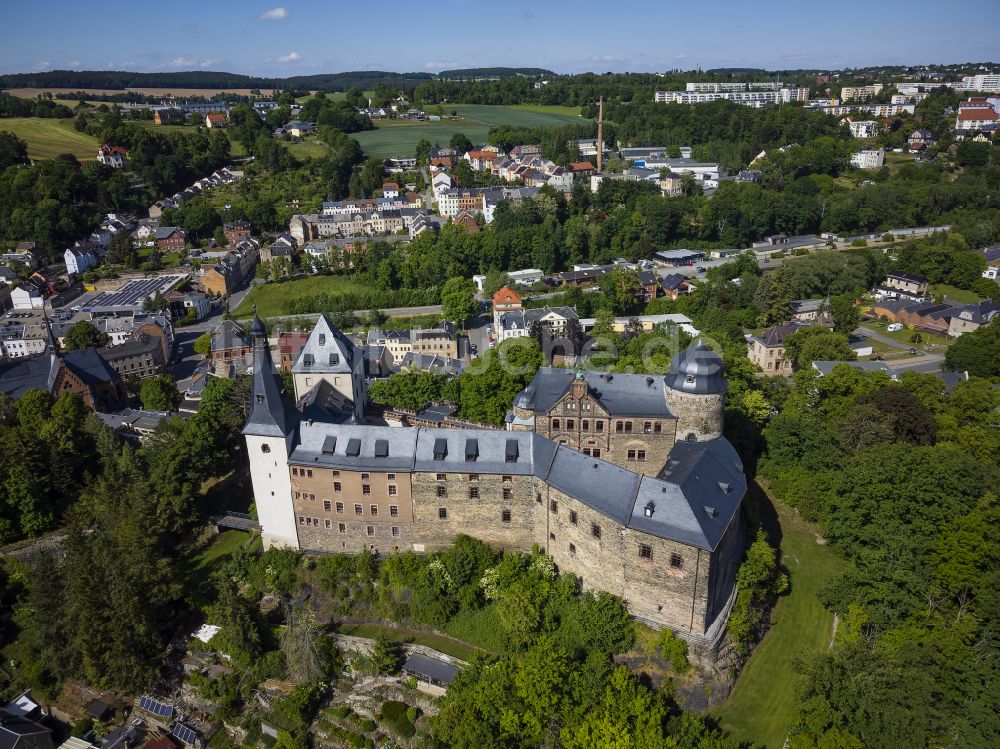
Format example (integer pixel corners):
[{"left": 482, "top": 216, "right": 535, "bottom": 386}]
[{"left": 243, "top": 306, "right": 292, "bottom": 437}]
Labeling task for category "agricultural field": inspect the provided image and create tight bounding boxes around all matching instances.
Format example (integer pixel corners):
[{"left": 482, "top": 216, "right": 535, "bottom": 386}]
[
  {"left": 0, "top": 117, "right": 100, "bottom": 160},
  {"left": 352, "top": 103, "right": 589, "bottom": 158}
]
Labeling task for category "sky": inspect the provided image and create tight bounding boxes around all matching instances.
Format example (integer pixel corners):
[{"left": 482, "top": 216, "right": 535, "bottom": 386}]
[{"left": 1, "top": 0, "right": 998, "bottom": 77}]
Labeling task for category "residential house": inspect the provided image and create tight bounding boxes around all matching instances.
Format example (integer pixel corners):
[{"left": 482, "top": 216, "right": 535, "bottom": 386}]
[
  {"left": 365, "top": 323, "right": 459, "bottom": 366},
  {"left": 955, "top": 98, "right": 999, "bottom": 131},
  {"left": 497, "top": 306, "right": 578, "bottom": 344},
  {"left": 880, "top": 271, "right": 929, "bottom": 300},
  {"left": 382, "top": 182, "right": 400, "bottom": 200},
  {"left": 201, "top": 238, "right": 260, "bottom": 295},
  {"left": 0, "top": 712, "right": 55, "bottom": 749},
  {"left": 11, "top": 285, "right": 43, "bottom": 310},
  {"left": 747, "top": 324, "right": 798, "bottom": 373},
  {"left": 65, "top": 245, "right": 99, "bottom": 276},
  {"left": 638, "top": 270, "right": 660, "bottom": 302},
  {"left": 432, "top": 171, "right": 454, "bottom": 197},
  {"left": 155, "top": 227, "right": 187, "bottom": 251},
  {"left": 660, "top": 273, "right": 693, "bottom": 300},
  {"left": 167, "top": 291, "right": 211, "bottom": 320},
  {"left": 284, "top": 121, "right": 315, "bottom": 137},
  {"left": 153, "top": 107, "right": 185, "bottom": 125},
  {"left": 896, "top": 301, "right": 956, "bottom": 335},
  {"left": 492, "top": 286, "right": 523, "bottom": 327},
  {"left": 223, "top": 220, "right": 251, "bottom": 246},
  {"left": 452, "top": 211, "right": 480, "bottom": 233},
  {"left": 567, "top": 161, "right": 595, "bottom": 180},
  {"left": 947, "top": 298, "right": 999, "bottom": 338},
  {"left": 100, "top": 333, "right": 168, "bottom": 379},
  {"left": 907, "top": 128, "right": 935, "bottom": 151},
  {"left": 789, "top": 298, "right": 831, "bottom": 324},
  {"left": 851, "top": 147, "right": 885, "bottom": 169},
  {"left": 97, "top": 144, "right": 126, "bottom": 168},
  {"left": 845, "top": 119, "right": 879, "bottom": 138},
  {"left": 261, "top": 234, "right": 297, "bottom": 263},
  {"left": 205, "top": 113, "right": 227, "bottom": 128},
  {"left": 209, "top": 320, "right": 251, "bottom": 375}
]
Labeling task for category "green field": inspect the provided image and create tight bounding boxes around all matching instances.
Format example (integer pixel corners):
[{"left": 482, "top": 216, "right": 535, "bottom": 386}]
[
  {"left": 351, "top": 103, "right": 589, "bottom": 158},
  {"left": 234, "top": 275, "right": 368, "bottom": 318},
  {"left": 338, "top": 622, "right": 484, "bottom": 662},
  {"left": 930, "top": 283, "right": 981, "bottom": 304},
  {"left": 0, "top": 117, "right": 101, "bottom": 160},
  {"left": 713, "top": 484, "right": 845, "bottom": 749}
]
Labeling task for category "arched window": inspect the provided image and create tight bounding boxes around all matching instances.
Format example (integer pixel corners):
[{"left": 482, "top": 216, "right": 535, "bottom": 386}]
[{"left": 261, "top": 444, "right": 271, "bottom": 453}]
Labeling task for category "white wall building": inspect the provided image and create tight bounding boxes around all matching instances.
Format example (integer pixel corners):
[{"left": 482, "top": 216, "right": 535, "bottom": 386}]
[
  {"left": 851, "top": 147, "right": 885, "bottom": 169},
  {"left": 11, "top": 286, "right": 43, "bottom": 310},
  {"left": 847, "top": 120, "right": 879, "bottom": 138},
  {"left": 956, "top": 74, "right": 1000, "bottom": 94}
]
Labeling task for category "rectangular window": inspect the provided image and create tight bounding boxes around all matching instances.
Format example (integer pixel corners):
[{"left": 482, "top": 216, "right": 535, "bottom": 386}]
[
  {"left": 502, "top": 475, "right": 512, "bottom": 484},
  {"left": 615, "top": 421, "right": 623, "bottom": 433},
  {"left": 592, "top": 523, "right": 602, "bottom": 539},
  {"left": 390, "top": 505, "right": 398, "bottom": 517},
  {"left": 437, "top": 486, "right": 447, "bottom": 498},
  {"left": 639, "top": 544, "right": 652, "bottom": 560},
  {"left": 596, "top": 421, "right": 604, "bottom": 432},
  {"left": 388, "top": 485, "right": 397, "bottom": 496},
  {"left": 325, "top": 519, "right": 331, "bottom": 529},
  {"left": 367, "top": 525, "right": 374, "bottom": 537},
  {"left": 592, "top": 448, "right": 602, "bottom": 458},
  {"left": 307, "top": 469, "right": 313, "bottom": 478},
  {"left": 309, "top": 493, "right": 316, "bottom": 501},
  {"left": 362, "top": 485, "right": 371, "bottom": 496},
  {"left": 354, "top": 504, "right": 363, "bottom": 516},
  {"left": 570, "top": 510, "right": 578, "bottom": 525},
  {"left": 582, "top": 419, "right": 589, "bottom": 431},
  {"left": 336, "top": 501, "right": 344, "bottom": 513},
  {"left": 654, "top": 422, "right": 662, "bottom": 433},
  {"left": 338, "top": 522, "right": 346, "bottom": 533},
  {"left": 436, "top": 473, "right": 447, "bottom": 481},
  {"left": 438, "top": 507, "right": 448, "bottom": 520},
  {"left": 550, "top": 499, "right": 558, "bottom": 514},
  {"left": 392, "top": 526, "right": 400, "bottom": 538},
  {"left": 332, "top": 470, "right": 340, "bottom": 477},
  {"left": 552, "top": 418, "right": 560, "bottom": 429},
  {"left": 503, "top": 488, "right": 512, "bottom": 500},
  {"left": 292, "top": 468, "right": 298, "bottom": 476},
  {"left": 468, "top": 473, "right": 479, "bottom": 482},
  {"left": 469, "top": 487, "right": 479, "bottom": 499},
  {"left": 569, "top": 542, "right": 576, "bottom": 555},
  {"left": 536, "top": 492, "right": 542, "bottom": 504},
  {"left": 670, "top": 553, "right": 684, "bottom": 570},
  {"left": 625, "top": 422, "right": 633, "bottom": 433},
  {"left": 298, "top": 515, "right": 305, "bottom": 524},
  {"left": 323, "top": 500, "right": 331, "bottom": 512},
  {"left": 567, "top": 402, "right": 576, "bottom": 410},
  {"left": 566, "top": 419, "right": 575, "bottom": 430},
  {"left": 370, "top": 505, "right": 378, "bottom": 516},
  {"left": 627, "top": 449, "right": 636, "bottom": 461},
  {"left": 334, "top": 481, "right": 342, "bottom": 492},
  {"left": 644, "top": 421, "right": 652, "bottom": 433},
  {"left": 637, "top": 450, "right": 646, "bottom": 461},
  {"left": 361, "top": 473, "right": 370, "bottom": 481},
  {"left": 387, "top": 473, "right": 396, "bottom": 481},
  {"left": 501, "top": 509, "right": 511, "bottom": 523}
]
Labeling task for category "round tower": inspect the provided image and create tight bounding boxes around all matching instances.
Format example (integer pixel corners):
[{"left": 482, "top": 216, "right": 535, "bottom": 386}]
[{"left": 664, "top": 340, "right": 726, "bottom": 442}]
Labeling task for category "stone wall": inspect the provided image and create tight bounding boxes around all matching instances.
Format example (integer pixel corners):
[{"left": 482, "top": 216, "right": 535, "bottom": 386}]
[{"left": 665, "top": 389, "right": 725, "bottom": 442}]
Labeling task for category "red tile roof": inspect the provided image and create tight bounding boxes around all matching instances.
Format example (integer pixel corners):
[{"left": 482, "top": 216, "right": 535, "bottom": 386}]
[{"left": 958, "top": 108, "right": 998, "bottom": 122}]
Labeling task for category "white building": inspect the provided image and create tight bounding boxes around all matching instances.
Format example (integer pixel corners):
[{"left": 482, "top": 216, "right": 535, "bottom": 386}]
[
  {"left": 840, "top": 84, "right": 884, "bottom": 101},
  {"left": 97, "top": 145, "right": 126, "bottom": 168},
  {"left": 956, "top": 74, "right": 1000, "bottom": 94},
  {"left": 851, "top": 147, "right": 885, "bottom": 170},
  {"left": 655, "top": 87, "right": 807, "bottom": 106},
  {"left": 685, "top": 82, "right": 784, "bottom": 92},
  {"left": 847, "top": 120, "right": 879, "bottom": 138},
  {"left": 65, "top": 246, "right": 98, "bottom": 276},
  {"left": 11, "top": 286, "right": 43, "bottom": 310}
]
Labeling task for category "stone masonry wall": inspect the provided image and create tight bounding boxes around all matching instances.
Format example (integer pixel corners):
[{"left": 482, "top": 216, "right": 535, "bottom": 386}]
[{"left": 665, "top": 390, "right": 725, "bottom": 442}]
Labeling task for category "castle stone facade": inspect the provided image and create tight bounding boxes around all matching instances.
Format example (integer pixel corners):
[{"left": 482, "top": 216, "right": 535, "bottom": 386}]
[{"left": 244, "top": 314, "right": 746, "bottom": 639}]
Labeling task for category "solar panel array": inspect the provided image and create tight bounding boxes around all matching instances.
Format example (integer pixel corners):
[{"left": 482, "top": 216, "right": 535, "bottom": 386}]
[
  {"left": 137, "top": 695, "right": 173, "bottom": 718},
  {"left": 171, "top": 722, "right": 198, "bottom": 746},
  {"left": 84, "top": 276, "right": 183, "bottom": 310}
]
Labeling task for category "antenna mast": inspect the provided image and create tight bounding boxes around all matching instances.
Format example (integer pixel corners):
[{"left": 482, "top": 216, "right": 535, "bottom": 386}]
[{"left": 597, "top": 96, "right": 604, "bottom": 173}]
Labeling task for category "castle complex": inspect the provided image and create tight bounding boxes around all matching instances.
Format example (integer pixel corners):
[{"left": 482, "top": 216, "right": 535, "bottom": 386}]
[{"left": 244, "top": 314, "right": 747, "bottom": 639}]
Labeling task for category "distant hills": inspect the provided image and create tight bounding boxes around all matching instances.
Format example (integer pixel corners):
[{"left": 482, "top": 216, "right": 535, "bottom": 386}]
[{"left": 0, "top": 68, "right": 554, "bottom": 92}]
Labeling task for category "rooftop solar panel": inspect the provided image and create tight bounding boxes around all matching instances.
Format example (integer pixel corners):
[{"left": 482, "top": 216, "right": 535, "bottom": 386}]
[
  {"left": 171, "top": 723, "right": 198, "bottom": 745},
  {"left": 138, "top": 695, "right": 173, "bottom": 718}
]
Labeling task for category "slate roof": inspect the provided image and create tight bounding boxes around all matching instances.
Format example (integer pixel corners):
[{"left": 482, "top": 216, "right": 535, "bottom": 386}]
[
  {"left": 952, "top": 298, "right": 999, "bottom": 324},
  {"left": 888, "top": 271, "right": 928, "bottom": 284},
  {"left": 665, "top": 341, "right": 727, "bottom": 395},
  {"left": 211, "top": 320, "right": 248, "bottom": 352},
  {"left": 0, "top": 353, "right": 59, "bottom": 399},
  {"left": 0, "top": 714, "right": 52, "bottom": 749},
  {"left": 62, "top": 349, "right": 119, "bottom": 386},
  {"left": 291, "top": 315, "right": 356, "bottom": 375},
  {"left": 516, "top": 367, "right": 675, "bottom": 417},
  {"left": 753, "top": 324, "right": 798, "bottom": 348},
  {"left": 243, "top": 315, "right": 292, "bottom": 438},
  {"left": 402, "top": 652, "right": 460, "bottom": 684}
]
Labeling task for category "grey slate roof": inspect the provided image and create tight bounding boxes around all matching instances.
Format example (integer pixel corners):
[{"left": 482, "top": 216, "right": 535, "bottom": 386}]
[
  {"left": 243, "top": 315, "right": 292, "bottom": 438},
  {"left": 545, "top": 445, "right": 640, "bottom": 524},
  {"left": 63, "top": 349, "right": 120, "bottom": 386},
  {"left": 518, "top": 367, "right": 676, "bottom": 417},
  {"left": 402, "top": 652, "right": 460, "bottom": 684},
  {"left": 0, "top": 353, "right": 59, "bottom": 399},
  {"left": 665, "top": 341, "right": 727, "bottom": 395},
  {"left": 292, "top": 315, "right": 356, "bottom": 375}
]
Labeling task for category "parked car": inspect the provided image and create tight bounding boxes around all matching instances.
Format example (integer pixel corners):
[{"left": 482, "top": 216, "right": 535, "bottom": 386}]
[{"left": 887, "top": 323, "right": 904, "bottom": 332}]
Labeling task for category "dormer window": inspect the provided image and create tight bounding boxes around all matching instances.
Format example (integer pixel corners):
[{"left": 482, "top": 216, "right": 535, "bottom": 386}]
[
  {"left": 433, "top": 438, "right": 448, "bottom": 461},
  {"left": 318, "top": 334, "right": 326, "bottom": 345},
  {"left": 303, "top": 353, "right": 314, "bottom": 366},
  {"left": 644, "top": 501, "right": 655, "bottom": 518},
  {"left": 685, "top": 374, "right": 696, "bottom": 385},
  {"left": 329, "top": 353, "right": 339, "bottom": 365}
]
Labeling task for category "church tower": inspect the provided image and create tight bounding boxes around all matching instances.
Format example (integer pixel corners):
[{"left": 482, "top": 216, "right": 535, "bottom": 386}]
[
  {"left": 242, "top": 310, "right": 299, "bottom": 549},
  {"left": 664, "top": 341, "right": 727, "bottom": 442}
]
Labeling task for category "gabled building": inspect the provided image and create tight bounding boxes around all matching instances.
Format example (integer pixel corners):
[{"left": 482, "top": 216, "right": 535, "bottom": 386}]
[
  {"left": 747, "top": 324, "right": 798, "bottom": 373},
  {"left": 97, "top": 144, "right": 126, "bottom": 168},
  {"left": 209, "top": 320, "right": 250, "bottom": 376},
  {"left": 291, "top": 314, "right": 367, "bottom": 423},
  {"left": 947, "top": 298, "right": 999, "bottom": 338},
  {"left": 223, "top": 220, "right": 251, "bottom": 246},
  {"left": 154, "top": 227, "right": 187, "bottom": 251}
]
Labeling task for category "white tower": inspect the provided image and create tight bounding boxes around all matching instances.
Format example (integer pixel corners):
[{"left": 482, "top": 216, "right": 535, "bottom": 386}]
[{"left": 242, "top": 310, "right": 299, "bottom": 548}]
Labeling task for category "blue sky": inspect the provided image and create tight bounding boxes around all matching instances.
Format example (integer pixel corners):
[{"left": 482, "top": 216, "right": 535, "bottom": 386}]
[{"left": 1, "top": 0, "right": 998, "bottom": 77}]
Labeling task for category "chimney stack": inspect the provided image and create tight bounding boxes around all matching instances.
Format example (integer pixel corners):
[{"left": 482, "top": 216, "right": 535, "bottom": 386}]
[{"left": 597, "top": 96, "right": 604, "bottom": 174}]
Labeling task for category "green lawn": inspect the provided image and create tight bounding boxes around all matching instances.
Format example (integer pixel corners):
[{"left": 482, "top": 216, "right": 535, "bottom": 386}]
[
  {"left": 130, "top": 119, "right": 246, "bottom": 156},
  {"left": 234, "top": 275, "right": 369, "bottom": 318},
  {"left": 713, "top": 483, "right": 845, "bottom": 749},
  {"left": 0, "top": 117, "right": 101, "bottom": 160},
  {"left": 284, "top": 137, "right": 332, "bottom": 159},
  {"left": 930, "top": 283, "right": 981, "bottom": 304},
  {"left": 194, "top": 530, "right": 252, "bottom": 571},
  {"left": 865, "top": 318, "right": 952, "bottom": 348},
  {"left": 338, "top": 622, "right": 484, "bottom": 661},
  {"left": 351, "top": 103, "right": 590, "bottom": 158}
]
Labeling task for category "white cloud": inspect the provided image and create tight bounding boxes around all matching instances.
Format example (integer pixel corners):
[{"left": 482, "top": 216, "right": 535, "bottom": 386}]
[
  {"left": 274, "top": 51, "right": 301, "bottom": 63},
  {"left": 35, "top": 61, "right": 50, "bottom": 69},
  {"left": 164, "top": 56, "right": 218, "bottom": 69},
  {"left": 258, "top": 7, "right": 287, "bottom": 20}
]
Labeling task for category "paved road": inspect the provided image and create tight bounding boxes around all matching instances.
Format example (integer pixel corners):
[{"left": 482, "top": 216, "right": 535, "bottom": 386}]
[{"left": 854, "top": 326, "right": 946, "bottom": 371}]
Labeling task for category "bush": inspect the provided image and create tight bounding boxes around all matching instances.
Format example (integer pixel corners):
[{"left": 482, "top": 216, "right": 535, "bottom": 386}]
[
  {"left": 380, "top": 701, "right": 416, "bottom": 739},
  {"left": 659, "top": 629, "right": 691, "bottom": 674}
]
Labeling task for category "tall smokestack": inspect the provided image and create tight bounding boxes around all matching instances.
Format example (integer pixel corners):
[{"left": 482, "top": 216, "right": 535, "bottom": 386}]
[{"left": 597, "top": 96, "right": 604, "bottom": 173}]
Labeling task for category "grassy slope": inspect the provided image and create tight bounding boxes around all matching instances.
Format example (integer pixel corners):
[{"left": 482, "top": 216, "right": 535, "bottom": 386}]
[
  {"left": 0, "top": 117, "right": 101, "bottom": 160},
  {"left": 234, "top": 275, "right": 368, "bottom": 318},
  {"left": 352, "top": 104, "right": 589, "bottom": 158},
  {"left": 713, "top": 483, "right": 845, "bottom": 749},
  {"left": 338, "top": 622, "right": 485, "bottom": 662}
]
